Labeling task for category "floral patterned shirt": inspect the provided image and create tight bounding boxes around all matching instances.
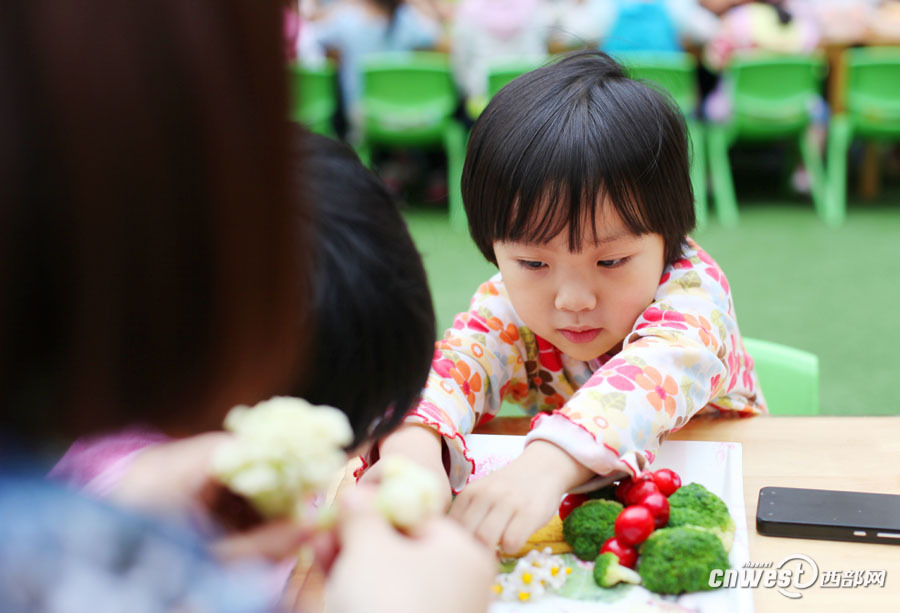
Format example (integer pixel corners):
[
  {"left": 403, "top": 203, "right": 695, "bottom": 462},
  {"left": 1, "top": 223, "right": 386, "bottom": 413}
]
[{"left": 369, "top": 239, "right": 766, "bottom": 492}]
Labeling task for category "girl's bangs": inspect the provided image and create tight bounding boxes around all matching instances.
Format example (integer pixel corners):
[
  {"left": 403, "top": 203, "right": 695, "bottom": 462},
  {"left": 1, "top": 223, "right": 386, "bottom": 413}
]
[{"left": 502, "top": 174, "right": 650, "bottom": 252}]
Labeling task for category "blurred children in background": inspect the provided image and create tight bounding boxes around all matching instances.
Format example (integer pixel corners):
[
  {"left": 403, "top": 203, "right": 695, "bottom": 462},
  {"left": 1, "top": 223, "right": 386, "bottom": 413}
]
[
  {"left": 307, "top": 0, "right": 442, "bottom": 135},
  {"left": 704, "top": 0, "right": 820, "bottom": 78},
  {"left": 702, "top": 0, "right": 823, "bottom": 191},
  {"left": 598, "top": 0, "right": 719, "bottom": 55},
  {"left": 450, "top": 0, "right": 552, "bottom": 116}
]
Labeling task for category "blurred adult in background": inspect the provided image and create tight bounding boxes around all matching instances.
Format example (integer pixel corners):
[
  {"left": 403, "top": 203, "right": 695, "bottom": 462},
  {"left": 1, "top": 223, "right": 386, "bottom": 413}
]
[
  {"left": 704, "top": 0, "right": 819, "bottom": 73},
  {"left": 307, "top": 0, "right": 442, "bottom": 137},
  {"left": 867, "top": 0, "right": 900, "bottom": 42},
  {"left": 702, "top": 0, "right": 823, "bottom": 192},
  {"left": 450, "top": 0, "right": 553, "bottom": 117},
  {"left": 598, "top": 0, "right": 719, "bottom": 54},
  {"left": 788, "top": 0, "right": 898, "bottom": 44},
  {"left": 550, "top": 0, "right": 609, "bottom": 49},
  {"left": 703, "top": 0, "right": 820, "bottom": 122},
  {"left": 0, "top": 1, "right": 492, "bottom": 611},
  {"left": 700, "top": 0, "right": 743, "bottom": 15}
]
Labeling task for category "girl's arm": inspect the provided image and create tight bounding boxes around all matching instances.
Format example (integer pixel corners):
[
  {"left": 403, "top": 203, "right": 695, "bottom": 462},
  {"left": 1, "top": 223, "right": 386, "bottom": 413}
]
[
  {"left": 360, "top": 275, "right": 532, "bottom": 493},
  {"left": 528, "top": 240, "right": 765, "bottom": 480}
]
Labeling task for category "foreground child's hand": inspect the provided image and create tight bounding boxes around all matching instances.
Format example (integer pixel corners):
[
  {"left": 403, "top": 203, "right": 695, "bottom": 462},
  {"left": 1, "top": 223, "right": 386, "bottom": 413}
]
[
  {"left": 449, "top": 440, "right": 594, "bottom": 554},
  {"left": 324, "top": 486, "right": 495, "bottom": 613},
  {"left": 111, "top": 432, "right": 231, "bottom": 516},
  {"left": 114, "top": 432, "right": 313, "bottom": 562},
  {"left": 360, "top": 424, "right": 453, "bottom": 512}
]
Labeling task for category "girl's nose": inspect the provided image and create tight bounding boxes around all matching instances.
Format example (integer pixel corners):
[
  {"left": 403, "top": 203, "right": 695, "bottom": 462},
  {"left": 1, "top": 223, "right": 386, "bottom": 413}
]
[{"left": 555, "top": 281, "right": 597, "bottom": 312}]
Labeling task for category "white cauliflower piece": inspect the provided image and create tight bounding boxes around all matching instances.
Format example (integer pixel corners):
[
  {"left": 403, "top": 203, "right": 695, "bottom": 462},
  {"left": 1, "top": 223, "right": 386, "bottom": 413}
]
[
  {"left": 375, "top": 455, "right": 443, "bottom": 530},
  {"left": 212, "top": 396, "right": 352, "bottom": 519}
]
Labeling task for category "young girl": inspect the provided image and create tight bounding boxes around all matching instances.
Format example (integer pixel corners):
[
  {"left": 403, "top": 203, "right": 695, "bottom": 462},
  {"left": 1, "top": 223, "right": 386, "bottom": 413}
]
[{"left": 363, "top": 50, "right": 766, "bottom": 555}]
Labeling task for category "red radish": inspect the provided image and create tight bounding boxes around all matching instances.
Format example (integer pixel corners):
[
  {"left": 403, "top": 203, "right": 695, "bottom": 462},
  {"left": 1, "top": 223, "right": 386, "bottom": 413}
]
[
  {"left": 558, "top": 493, "right": 589, "bottom": 521},
  {"left": 614, "top": 505, "right": 655, "bottom": 546},
  {"left": 640, "top": 492, "right": 670, "bottom": 528},
  {"left": 624, "top": 477, "right": 660, "bottom": 507},
  {"left": 599, "top": 537, "right": 638, "bottom": 569},
  {"left": 651, "top": 468, "right": 682, "bottom": 496}
]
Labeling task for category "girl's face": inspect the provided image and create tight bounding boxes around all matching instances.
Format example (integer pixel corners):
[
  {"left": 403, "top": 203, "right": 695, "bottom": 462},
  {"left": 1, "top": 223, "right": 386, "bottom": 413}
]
[{"left": 493, "top": 204, "right": 665, "bottom": 362}]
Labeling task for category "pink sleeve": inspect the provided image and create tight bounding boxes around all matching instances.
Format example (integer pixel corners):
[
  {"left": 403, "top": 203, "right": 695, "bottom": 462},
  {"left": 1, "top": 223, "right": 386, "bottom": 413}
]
[{"left": 48, "top": 427, "right": 170, "bottom": 496}]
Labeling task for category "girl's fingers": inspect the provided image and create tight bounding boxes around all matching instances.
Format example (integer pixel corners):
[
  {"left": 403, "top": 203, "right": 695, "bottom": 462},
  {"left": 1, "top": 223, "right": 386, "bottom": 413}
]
[
  {"left": 500, "top": 508, "right": 546, "bottom": 555},
  {"left": 472, "top": 503, "right": 515, "bottom": 550},
  {"left": 448, "top": 489, "right": 490, "bottom": 536}
]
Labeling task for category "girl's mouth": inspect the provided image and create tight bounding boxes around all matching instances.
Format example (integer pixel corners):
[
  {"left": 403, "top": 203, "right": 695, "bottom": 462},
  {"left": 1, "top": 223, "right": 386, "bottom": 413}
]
[{"left": 558, "top": 328, "right": 601, "bottom": 344}]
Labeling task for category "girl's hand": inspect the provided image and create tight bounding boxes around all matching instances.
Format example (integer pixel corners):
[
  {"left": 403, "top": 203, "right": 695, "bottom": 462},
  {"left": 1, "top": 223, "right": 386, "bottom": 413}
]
[{"left": 449, "top": 441, "right": 594, "bottom": 554}]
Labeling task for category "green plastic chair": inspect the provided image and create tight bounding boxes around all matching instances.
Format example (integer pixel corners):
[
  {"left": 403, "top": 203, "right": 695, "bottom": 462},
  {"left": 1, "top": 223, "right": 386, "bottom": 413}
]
[
  {"left": 288, "top": 61, "right": 338, "bottom": 136},
  {"left": 358, "top": 52, "right": 467, "bottom": 228},
  {"left": 826, "top": 47, "right": 900, "bottom": 224},
  {"left": 707, "top": 53, "right": 829, "bottom": 228},
  {"left": 618, "top": 52, "right": 708, "bottom": 231},
  {"left": 487, "top": 58, "right": 546, "bottom": 98},
  {"left": 743, "top": 337, "right": 819, "bottom": 415},
  {"left": 462, "top": 59, "right": 546, "bottom": 131}
]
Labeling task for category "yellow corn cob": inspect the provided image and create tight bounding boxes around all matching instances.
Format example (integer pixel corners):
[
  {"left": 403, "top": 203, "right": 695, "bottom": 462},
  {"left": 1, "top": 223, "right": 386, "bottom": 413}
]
[{"left": 502, "top": 515, "right": 573, "bottom": 558}]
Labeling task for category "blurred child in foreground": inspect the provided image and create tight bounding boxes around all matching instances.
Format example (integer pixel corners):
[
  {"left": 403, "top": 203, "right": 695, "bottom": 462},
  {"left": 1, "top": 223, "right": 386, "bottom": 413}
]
[{"left": 0, "top": 0, "right": 492, "bottom": 609}]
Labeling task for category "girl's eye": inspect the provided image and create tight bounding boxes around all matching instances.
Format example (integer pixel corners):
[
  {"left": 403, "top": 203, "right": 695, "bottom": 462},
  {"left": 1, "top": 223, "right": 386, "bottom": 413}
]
[
  {"left": 597, "top": 257, "right": 628, "bottom": 269},
  {"left": 518, "top": 260, "right": 546, "bottom": 270}
]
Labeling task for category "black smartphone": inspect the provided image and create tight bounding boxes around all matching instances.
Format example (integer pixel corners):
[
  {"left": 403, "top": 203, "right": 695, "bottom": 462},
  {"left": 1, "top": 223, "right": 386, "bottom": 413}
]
[{"left": 756, "top": 486, "right": 900, "bottom": 545}]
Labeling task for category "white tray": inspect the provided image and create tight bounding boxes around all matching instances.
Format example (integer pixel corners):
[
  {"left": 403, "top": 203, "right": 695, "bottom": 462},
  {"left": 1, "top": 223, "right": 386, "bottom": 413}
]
[{"left": 466, "top": 435, "right": 753, "bottom": 613}]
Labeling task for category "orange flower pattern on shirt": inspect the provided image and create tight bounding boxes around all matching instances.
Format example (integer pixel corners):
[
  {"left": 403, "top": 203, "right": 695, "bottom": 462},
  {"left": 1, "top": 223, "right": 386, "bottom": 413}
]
[
  {"left": 684, "top": 314, "right": 716, "bottom": 350},
  {"left": 374, "top": 239, "right": 766, "bottom": 492},
  {"left": 498, "top": 323, "right": 520, "bottom": 346},
  {"left": 449, "top": 360, "right": 482, "bottom": 409},
  {"left": 499, "top": 379, "right": 529, "bottom": 403},
  {"left": 635, "top": 366, "right": 679, "bottom": 416}
]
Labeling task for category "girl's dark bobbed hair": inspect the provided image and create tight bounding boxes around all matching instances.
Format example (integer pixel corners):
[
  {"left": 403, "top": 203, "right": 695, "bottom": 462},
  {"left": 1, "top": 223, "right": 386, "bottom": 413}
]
[{"left": 462, "top": 50, "right": 695, "bottom": 267}]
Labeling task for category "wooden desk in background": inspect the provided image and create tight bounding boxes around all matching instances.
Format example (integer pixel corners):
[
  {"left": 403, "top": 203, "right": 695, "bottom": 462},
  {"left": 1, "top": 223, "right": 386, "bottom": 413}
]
[{"left": 475, "top": 415, "right": 900, "bottom": 612}]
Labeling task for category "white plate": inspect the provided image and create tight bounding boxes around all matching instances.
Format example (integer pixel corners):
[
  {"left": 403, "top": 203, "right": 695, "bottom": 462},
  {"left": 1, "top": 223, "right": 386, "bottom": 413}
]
[{"left": 466, "top": 435, "right": 753, "bottom": 613}]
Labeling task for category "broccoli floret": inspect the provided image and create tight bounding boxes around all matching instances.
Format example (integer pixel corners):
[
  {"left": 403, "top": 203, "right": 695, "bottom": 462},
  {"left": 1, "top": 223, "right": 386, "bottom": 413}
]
[
  {"left": 593, "top": 552, "right": 642, "bottom": 588},
  {"left": 562, "top": 499, "right": 623, "bottom": 561},
  {"left": 638, "top": 526, "right": 730, "bottom": 594},
  {"left": 667, "top": 482, "right": 736, "bottom": 551}
]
